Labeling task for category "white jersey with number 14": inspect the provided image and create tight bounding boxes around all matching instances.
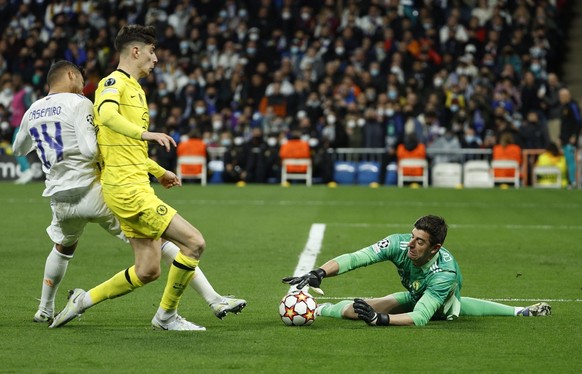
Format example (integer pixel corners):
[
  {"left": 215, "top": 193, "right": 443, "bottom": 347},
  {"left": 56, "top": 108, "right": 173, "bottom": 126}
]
[{"left": 13, "top": 93, "right": 99, "bottom": 198}]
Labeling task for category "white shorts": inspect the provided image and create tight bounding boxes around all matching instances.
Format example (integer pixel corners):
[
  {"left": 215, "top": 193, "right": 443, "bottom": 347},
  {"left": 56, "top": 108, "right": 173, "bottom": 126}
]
[{"left": 47, "top": 181, "right": 127, "bottom": 246}]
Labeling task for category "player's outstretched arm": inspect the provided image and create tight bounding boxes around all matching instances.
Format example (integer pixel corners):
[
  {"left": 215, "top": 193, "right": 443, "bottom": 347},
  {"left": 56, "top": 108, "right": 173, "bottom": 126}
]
[
  {"left": 282, "top": 268, "right": 327, "bottom": 295},
  {"left": 282, "top": 260, "right": 340, "bottom": 295}
]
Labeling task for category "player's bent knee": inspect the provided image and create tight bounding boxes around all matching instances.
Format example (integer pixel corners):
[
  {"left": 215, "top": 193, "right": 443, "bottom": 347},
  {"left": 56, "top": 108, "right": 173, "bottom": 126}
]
[
  {"left": 182, "top": 233, "right": 206, "bottom": 259},
  {"left": 138, "top": 271, "right": 160, "bottom": 284},
  {"left": 136, "top": 265, "right": 161, "bottom": 284}
]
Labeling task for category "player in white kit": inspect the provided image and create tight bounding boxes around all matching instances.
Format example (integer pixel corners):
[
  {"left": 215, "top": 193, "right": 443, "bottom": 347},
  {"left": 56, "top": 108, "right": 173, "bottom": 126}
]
[{"left": 13, "top": 61, "right": 245, "bottom": 324}]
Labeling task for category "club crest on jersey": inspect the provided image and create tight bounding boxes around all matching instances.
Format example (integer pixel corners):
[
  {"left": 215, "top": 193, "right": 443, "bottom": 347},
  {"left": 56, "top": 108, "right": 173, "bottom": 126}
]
[
  {"left": 104, "top": 78, "right": 116, "bottom": 87},
  {"left": 373, "top": 238, "right": 390, "bottom": 253},
  {"left": 156, "top": 205, "right": 168, "bottom": 215},
  {"left": 412, "top": 280, "right": 421, "bottom": 290}
]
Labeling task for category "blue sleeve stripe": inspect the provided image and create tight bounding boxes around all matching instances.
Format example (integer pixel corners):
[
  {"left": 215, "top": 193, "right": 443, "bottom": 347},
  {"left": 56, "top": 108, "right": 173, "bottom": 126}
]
[{"left": 570, "top": 102, "right": 582, "bottom": 122}]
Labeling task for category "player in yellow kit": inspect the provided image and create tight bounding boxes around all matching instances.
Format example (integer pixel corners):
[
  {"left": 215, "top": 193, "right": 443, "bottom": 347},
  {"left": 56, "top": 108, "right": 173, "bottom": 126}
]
[{"left": 50, "top": 25, "right": 207, "bottom": 330}]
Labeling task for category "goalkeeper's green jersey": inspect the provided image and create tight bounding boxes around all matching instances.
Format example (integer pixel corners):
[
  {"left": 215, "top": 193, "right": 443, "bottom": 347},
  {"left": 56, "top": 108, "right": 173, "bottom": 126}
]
[{"left": 333, "top": 233, "right": 463, "bottom": 326}]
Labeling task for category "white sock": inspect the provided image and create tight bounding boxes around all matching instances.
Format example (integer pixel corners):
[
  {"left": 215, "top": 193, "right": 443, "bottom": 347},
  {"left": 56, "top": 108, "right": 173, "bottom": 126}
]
[
  {"left": 80, "top": 291, "right": 94, "bottom": 309},
  {"left": 156, "top": 306, "right": 176, "bottom": 322},
  {"left": 38, "top": 246, "right": 73, "bottom": 314},
  {"left": 160, "top": 241, "right": 222, "bottom": 304},
  {"left": 514, "top": 307, "right": 525, "bottom": 316}
]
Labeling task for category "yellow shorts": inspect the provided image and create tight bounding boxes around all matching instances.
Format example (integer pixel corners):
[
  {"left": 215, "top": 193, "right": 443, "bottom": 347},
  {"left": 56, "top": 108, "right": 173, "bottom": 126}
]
[{"left": 103, "top": 185, "right": 176, "bottom": 239}]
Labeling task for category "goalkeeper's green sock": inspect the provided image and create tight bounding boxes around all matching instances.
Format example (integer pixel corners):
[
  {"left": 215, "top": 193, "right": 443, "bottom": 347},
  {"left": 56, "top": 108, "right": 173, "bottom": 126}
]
[
  {"left": 318, "top": 300, "right": 353, "bottom": 319},
  {"left": 460, "top": 297, "right": 516, "bottom": 316}
]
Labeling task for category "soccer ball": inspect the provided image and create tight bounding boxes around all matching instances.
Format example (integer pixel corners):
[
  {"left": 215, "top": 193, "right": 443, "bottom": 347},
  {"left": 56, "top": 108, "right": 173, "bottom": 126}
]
[{"left": 279, "top": 291, "right": 317, "bottom": 326}]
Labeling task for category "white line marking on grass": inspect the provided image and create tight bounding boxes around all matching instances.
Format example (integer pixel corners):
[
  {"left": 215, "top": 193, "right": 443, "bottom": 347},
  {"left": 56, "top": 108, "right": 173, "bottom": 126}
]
[
  {"left": 327, "top": 222, "right": 582, "bottom": 230},
  {"left": 316, "top": 296, "right": 582, "bottom": 302},
  {"left": 487, "top": 298, "right": 582, "bottom": 302},
  {"left": 288, "top": 223, "right": 326, "bottom": 294},
  {"left": 135, "top": 199, "right": 581, "bottom": 210}
]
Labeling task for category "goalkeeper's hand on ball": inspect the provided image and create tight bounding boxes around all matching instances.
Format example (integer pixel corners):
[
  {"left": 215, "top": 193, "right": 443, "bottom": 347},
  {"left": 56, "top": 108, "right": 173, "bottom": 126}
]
[
  {"left": 353, "top": 298, "right": 390, "bottom": 326},
  {"left": 282, "top": 268, "right": 326, "bottom": 295}
]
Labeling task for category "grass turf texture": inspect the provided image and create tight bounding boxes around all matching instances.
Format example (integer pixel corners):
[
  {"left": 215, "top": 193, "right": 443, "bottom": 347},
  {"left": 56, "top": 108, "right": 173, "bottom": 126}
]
[{"left": 0, "top": 182, "right": 580, "bottom": 373}]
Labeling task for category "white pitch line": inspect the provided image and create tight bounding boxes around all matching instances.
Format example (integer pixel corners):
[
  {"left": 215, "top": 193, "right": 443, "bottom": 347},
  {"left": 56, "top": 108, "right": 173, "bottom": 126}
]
[
  {"left": 316, "top": 296, "right": 582, "bottom": 302},
  {"left": 328, "top": 222, "right": 582, "bottom": 230},
  {"left": 288, "top": 223, "right": 326, "bottom": 294},
  {"left": 487, "top": 298, "right": 581, "bottom": 302}
]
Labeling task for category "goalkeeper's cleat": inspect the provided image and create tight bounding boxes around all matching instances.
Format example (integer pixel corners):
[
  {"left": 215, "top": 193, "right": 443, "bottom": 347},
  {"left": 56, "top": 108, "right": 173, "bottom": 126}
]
[
  {"left": 518, "top": 302, "right": 551, "bottom": 317},
  {"left": 210, "top": 296, "right": 247, "bottom": 320},
  {"left": 151, "top": 314, "right": 206, "bottom": 331},
  {"left": 315, "top": 303, "right": 332, "bottom": 317},
  {"left": 33, "top": 310, "right": 53, "bottom": 324},
  {"left": 49, "top": 289, "right": 86, "bottom": 328}
]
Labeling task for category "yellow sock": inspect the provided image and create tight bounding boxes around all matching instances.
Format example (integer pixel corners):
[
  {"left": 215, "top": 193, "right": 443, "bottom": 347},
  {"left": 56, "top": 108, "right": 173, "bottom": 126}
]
[
  {"left": 88, "top": 266, "right": 144, "bottom": 305},
  {"left": 159, "top": 252, "right": 199, "bottom": 311}
]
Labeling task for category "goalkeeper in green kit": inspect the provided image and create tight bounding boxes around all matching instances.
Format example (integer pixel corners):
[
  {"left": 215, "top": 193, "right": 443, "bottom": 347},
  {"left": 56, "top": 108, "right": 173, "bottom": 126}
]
[{"left": 282, "top": 215, "right": 551, "bottom": 326}]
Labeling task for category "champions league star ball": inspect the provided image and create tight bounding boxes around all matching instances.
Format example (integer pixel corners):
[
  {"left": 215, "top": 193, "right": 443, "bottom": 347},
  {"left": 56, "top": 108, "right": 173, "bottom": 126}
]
[{"left": 279, "top": 291, "right": 317, "bottom": 326}]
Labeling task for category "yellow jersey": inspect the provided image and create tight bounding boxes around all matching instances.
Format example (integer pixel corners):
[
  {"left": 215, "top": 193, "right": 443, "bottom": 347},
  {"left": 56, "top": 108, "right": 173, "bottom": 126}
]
[{"left": 93, "top": 69, "right": 164, "bottom": 189}]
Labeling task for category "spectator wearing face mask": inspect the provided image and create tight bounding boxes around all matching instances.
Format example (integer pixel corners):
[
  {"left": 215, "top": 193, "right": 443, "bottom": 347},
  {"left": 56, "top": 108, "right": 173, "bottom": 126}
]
[
  {"left": 243, "top": 127, "right": 269, "bottom": 183},
  {"left": 362, "top": 108, "right": 385, "bottom": 148},
  {"left": 519, "top": 111, "right": 549, "bottom": 150},
  {"left": 323, "top": 38, "right": 349, "bottom": 64},
  {"left": 428, "top": 128, "right": 462, "bottom": 165},
  {"left": 222, "top": 133, "right": 247, "bottom": 184},
  {"left": 443, "top": 82, "right": 466, "bottom": 127}
]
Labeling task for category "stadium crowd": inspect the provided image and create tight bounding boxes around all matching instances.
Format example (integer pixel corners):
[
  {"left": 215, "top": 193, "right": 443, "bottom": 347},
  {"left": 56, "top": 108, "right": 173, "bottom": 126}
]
[{"left": 0, "top": 0, "right": 579, "bottom": 185}]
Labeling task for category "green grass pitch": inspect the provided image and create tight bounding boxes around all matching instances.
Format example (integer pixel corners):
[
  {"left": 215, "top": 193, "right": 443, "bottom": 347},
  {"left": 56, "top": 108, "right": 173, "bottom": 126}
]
[{"left": 0, "top": 182, "right": 581, "bottom": 373}]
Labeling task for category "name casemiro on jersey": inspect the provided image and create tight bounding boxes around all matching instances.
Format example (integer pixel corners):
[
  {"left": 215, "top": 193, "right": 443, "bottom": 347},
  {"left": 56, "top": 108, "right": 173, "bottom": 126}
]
[{"left": 28, "top": 106, "right": 62, "bottom": 120}]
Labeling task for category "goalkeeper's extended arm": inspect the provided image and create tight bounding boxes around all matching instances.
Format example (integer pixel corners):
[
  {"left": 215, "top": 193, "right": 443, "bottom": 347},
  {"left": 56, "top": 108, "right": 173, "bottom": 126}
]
[{"left": 281, "top": 268, "right": 326, "bottom": 290}]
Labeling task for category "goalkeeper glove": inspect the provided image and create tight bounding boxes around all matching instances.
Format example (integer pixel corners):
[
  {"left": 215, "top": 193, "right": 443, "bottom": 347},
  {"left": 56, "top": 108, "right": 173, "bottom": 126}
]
[
  {"left": 353, "top": 298, "right": 390, "bottom": 326},
  {"left": 282, "top": 268, "right": 326, "bottom": 293}
]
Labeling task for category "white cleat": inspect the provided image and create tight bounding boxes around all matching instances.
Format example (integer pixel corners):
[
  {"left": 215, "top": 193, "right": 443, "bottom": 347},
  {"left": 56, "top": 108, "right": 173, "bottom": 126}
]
[
  {"left": 15, "top": 169, "right": 34, "bottom": 185},
  {"left": 49, "top": 289, "right": 86, "bottom": 328},
  {"left": 33, "top": 310, "right": 53, "bottom": 324},
  {"left": 518, "top": 302, "right": 551, "bottom": 317},
  {"left": 210, "top": 296, "right": 247, "bottom": 319},
  {"left": 151, "top": 315, "right": 206, "bottom": 331}
]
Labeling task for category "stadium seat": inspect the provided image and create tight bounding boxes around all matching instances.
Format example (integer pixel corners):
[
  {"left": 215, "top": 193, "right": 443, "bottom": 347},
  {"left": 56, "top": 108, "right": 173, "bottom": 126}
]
[
  {"left": 491, "top": 160, "right": 520, "bottom": 188},
  {"left": 432, "top": 162, "right": 462, "bottom": 188},
  {"left": 208, "top": 160, "right": 224, "bottom": 184},
  {"left": 177, "top": 155, "right": 207, "bottom": 186},
  {"left": 281, "top": 158, "right": 312, "bottom": 186},
  {"left": 532, "top": 165, "right": 562, "bottom": 188},
  {"left": 333, "top": 161, "right": 357, "bottom": 184},
  {"left": 463, "top": 160, "right": 493, "bottom": 188},
  {"left": 384, "top": 163, "right": 398, "bottom": 186},
  {"left": 356, "top": 161, "right": 380, "bottom": 185},
  {"left": 397, "top": 158, "right": 428, "bottom": 187}
]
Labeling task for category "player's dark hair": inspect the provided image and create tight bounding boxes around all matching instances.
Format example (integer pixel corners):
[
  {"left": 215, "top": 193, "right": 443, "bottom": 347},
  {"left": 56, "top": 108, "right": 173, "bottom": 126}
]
[
  {"left": 414, "top": 215, "right": 448, "bottom": 246},
  {"left": 46, "top": 60, "right": 83, "bottom": 89},
  {"left": 114, "top": 24, "right": 157, "bottom": 51}
]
